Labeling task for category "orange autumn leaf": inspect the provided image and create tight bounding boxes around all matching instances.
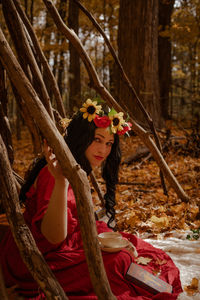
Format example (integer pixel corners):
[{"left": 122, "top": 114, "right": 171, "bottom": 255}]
[
  {"left": 150, "top": 215, "right": 169, "bottom": 228},
  {"left": 184, "top": 277, "right": 199, "bottom": 296}
]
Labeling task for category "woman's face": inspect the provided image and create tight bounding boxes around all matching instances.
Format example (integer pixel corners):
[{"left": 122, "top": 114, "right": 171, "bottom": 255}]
[{"left": 85, "top": 127, "right": 114, "bottom": 169}]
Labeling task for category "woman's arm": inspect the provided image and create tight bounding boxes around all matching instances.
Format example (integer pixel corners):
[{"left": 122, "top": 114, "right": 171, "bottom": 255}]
[{"left": 41, "top": 140, "right": 69, "bottom": 244}]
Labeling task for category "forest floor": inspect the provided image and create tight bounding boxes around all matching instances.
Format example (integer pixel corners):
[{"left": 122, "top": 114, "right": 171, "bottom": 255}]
[{"left": 10, "top": 123, "right": 200, "bottom": 298}]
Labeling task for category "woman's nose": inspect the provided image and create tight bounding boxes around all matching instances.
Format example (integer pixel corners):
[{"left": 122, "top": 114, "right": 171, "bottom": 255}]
[{"left": 97, "top": 143, "right": 107, "bottom": 155}]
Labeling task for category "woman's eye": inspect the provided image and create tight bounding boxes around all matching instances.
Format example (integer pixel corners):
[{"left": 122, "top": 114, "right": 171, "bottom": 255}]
[
  {"left": 94, "top": 137, "right": 101, "bottom": 142},
  {"left": 107, "top": 142, "right": 113, "bottom": 147}
]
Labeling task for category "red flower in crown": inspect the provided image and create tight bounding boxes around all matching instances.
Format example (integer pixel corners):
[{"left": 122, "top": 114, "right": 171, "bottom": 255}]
[
  {"left": 117, "top": 122, "right": 132, "bottom": 135},
  {"left": 93, "top": 115, "right": 111, "bottom": 128}
]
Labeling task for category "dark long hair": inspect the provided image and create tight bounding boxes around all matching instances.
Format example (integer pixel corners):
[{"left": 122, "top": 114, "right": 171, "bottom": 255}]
[{"left": 19, "top": 112, "right": 121, "bottom": 227}]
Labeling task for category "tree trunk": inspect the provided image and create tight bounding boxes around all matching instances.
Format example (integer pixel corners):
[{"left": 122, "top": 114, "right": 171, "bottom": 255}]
[
  {"left": 189, "top": 44, "right": 197, "bottom": 118},
  {"left": 30, "top": 0, "right": 34, "bottom": 24},
  {"left": 117, "top": 0, "right": 163, "bottom": 128},
  {"left": 68, "top": 0, "right": 81, "bottom": 113},
  {"left": 107, "top": 2, "right": 118, "bottom": 100},
  {"left": 11, "top": 83, "right": 42, "bottom": 154},
  {"left": 102, "top": 0, "right": 107, "bottom": 86},
  {"left": 56, "top": 0, "right": 68, "bottom": 103},
  {"left": 158, "top": 0, "right": 175, "bottom": 120}
]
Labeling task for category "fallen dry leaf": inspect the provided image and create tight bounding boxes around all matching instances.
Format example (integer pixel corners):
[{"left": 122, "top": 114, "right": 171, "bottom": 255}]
[
  {"left": 170, "top": 203, "right": 186, "bottom": 214},
  {"left": 154, "top": 258, "right": 167, "bottom": 266},
  {"left": 150, "top": 215, "right": 169, "bottom": 228},
  {"left": 184, "top": 277, "right": 199, "bottom": 296},
  {"left": 135, "top": 256, "right": 152, "bottom": 265}
]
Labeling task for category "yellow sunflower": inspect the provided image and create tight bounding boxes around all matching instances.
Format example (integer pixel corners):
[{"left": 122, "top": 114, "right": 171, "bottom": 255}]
[
  {"left": 80, "top": 99, "right": 102, "bottom": 122},
  {"left": 109, "top": 112, "right": 125, "bottom": 134}
]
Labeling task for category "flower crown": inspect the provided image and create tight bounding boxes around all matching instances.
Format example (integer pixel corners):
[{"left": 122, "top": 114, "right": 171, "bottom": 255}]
[{"left": 80, "top": 99, "right": 132, "bottom": 135}]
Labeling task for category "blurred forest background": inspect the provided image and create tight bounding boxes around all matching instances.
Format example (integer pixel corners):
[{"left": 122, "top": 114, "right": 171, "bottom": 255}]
[
  {"left": 0, "top": 0, "right": 200, "bottom": 236},
  {"left": 1, "top": 0, "right": 200, "bottom": 134}
]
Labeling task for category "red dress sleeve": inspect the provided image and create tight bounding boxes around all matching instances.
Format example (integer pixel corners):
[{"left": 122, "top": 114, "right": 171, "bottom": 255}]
[{"left": 24, "top": 166, "right": 77, "bottom": 253}]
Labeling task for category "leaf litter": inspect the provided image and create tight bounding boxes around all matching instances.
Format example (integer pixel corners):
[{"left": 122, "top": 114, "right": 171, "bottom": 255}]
[{"left": 12, "top": 125, "right": 200, "bottom": 298}]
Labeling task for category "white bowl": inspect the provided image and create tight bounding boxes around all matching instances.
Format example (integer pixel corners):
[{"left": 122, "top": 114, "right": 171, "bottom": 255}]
[
  {"left": 98, "top": 231, "right": 122, "bottom": 244},
  {"left": 100, "top": 237, "right": 128, "bottom": 249},
  {"left": 98, "top": 232, "right": 129, "bottom": 252}
]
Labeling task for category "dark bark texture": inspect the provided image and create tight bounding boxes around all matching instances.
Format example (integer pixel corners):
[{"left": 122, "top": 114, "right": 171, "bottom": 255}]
[
  {"left": 158, "top": 0, "right": 175, "bottom": 120},
  {"left": 118, "top": 0, "right": 163, "bottom": 128}
]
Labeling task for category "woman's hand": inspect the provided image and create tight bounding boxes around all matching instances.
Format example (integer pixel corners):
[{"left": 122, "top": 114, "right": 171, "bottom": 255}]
[{"left": 43, "top": 139, "right": 66, "bottom": 182}]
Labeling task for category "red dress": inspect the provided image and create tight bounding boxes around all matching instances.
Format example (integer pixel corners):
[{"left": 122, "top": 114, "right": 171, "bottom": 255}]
[{"left": 0, "top": 166, "right": 182, "bottom": 299}]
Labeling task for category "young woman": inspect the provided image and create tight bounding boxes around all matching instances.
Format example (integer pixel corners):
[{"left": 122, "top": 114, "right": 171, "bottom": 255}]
[{"left": 0, "top": 99, "right": 182, "bottom": 299}]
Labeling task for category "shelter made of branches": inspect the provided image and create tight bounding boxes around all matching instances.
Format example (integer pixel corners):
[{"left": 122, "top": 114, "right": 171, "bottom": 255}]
[{"left": 0, "top": 0, "right": 189, "bottom": 298}]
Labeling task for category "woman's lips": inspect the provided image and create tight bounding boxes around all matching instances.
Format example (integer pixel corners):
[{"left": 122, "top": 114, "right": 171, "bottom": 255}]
[{"left": 94, "top": 155, "right": 104, "bottom": 161}]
